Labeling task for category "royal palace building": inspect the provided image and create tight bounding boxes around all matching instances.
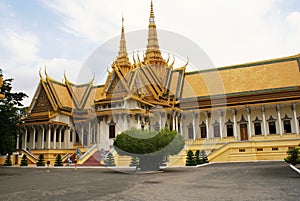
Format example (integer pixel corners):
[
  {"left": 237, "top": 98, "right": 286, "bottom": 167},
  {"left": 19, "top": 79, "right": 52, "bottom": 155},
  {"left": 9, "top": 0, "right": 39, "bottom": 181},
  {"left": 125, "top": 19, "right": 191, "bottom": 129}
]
[{"left": 15, "top": 1, "right": 300, "bottom": 165}]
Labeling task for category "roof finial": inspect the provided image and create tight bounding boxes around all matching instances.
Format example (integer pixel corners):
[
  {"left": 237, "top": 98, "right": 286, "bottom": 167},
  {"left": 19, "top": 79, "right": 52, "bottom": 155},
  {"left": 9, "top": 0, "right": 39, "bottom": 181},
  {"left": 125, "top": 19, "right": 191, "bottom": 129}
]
[{"left": 150, "top": 0, "right": 155, "bottom": 20}]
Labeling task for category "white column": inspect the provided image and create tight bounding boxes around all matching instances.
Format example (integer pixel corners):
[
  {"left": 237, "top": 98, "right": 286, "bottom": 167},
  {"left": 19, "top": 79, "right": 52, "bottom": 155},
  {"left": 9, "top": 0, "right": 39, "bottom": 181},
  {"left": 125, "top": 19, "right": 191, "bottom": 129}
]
[
  {"left": 172, "top": 112, "right": 176, "bottom": 131},
  {"left": 137, "top": 115, "right": 141, "bottom": 129},
  {"left": 16, "top": 134, "right": 19, "bottom": 150},
  {"left": 32, "top": 126, "right": 36, "bottom": 149},
  {"left": 262, "top": 106, "right": 267, "bottom": 136},
  {"left": 276, "top": 104, "right": 283, "bottom": 135},
  {"left": 59, "top": 127, "right": 62, "bottom": 149},
  {"left": 180, "top": 115, "right": 183, "bottom": 135},
  {"left": 65, "top": 127, "right": 70, "bottom": 148},
  {"left": 205, "top": 111, "right": 209, "bottom": 139},
  {"left": 87, "top": 122, "right": 91, "bottom": 145},
  {"left": 41, "top": 125, "right": 44, "bottom": 149},
  {"left": 232, "top": 109, "right": 238, "bottom": 139},
  {"left": 192, "top": 112, "right": 196, "bottom": 140},
  {"left": 175, "top": 114, "right": 179, "bottom": 132},
  {"left": 81, "top": 123, "right": 84, "bottom": 146},
  {"left": 53, "top": 126, "right": 57, "bottom": 149},
  {"left": 97, "top": 120, "right": 101, "bottom": 144},
  {"left": 159, "top": 112, "right": 162, "bottom": 129},
  {"left": 24, "top": 127, "right": 28, "bottom": 149},
  {"left": 48, "top": 125, "right": 51, "bottom": 149},
  {"left": 292, "top": 103, "right": 299, "bottom": 134},
  {"left": 219, "top": 111, "right": 223, "bottom": 139},
  {"left": 246, "top": 106, "right": 252, "bottom": 139}
]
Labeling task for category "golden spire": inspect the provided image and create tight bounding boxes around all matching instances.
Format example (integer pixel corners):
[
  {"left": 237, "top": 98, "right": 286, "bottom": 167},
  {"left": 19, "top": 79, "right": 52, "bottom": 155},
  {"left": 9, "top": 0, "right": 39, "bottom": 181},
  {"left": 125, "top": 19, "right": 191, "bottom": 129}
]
[
  {"left": 115, "top": 15, "right": 131, "bottom": 75},
  {"left": 144, "top": 0, "right": 166, "bottom": 65}
]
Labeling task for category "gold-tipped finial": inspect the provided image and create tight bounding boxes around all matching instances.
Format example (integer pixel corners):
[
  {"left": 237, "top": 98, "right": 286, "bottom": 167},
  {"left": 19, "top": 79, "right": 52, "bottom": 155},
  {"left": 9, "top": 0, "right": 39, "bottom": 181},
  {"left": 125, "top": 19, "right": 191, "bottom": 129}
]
[{"left": 150, "top": 0, "right": 155, "bottom": 20}]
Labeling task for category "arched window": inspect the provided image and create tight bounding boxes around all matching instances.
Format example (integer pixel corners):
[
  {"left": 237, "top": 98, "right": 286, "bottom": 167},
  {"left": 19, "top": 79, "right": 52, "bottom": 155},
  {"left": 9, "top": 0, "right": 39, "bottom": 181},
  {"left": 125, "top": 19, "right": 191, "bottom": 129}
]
[
  {"left": 267, "top": 116, "right": 277, "bottom": 134},
  {"left": 199, "top": 121, "right": 207, "bottom": 138},
  {"left": 108, "top": 119, "right": 116, "bottom": 139},
  {"left": 282, "top": 114, "right": 292, "bottom": 133},
  {"left": 253, "top": 117, "right": 262, "bottom": 135},
  {"left": 212, "top": 120, "right": 220, "bottom": 138},
  {"left": 187, "top": 123, "right": 194, "bottom": 139},
  {"left": 225, "top": 119, "right": 234, "bottom": 137}
]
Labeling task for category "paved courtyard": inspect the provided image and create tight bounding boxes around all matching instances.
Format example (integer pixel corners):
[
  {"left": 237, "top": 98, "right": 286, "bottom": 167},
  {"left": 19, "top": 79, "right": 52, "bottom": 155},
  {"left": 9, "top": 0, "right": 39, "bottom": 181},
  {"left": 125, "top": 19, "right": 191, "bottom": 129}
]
[{"left": 0, "top": 161, "right": 299, "bottom": 201}]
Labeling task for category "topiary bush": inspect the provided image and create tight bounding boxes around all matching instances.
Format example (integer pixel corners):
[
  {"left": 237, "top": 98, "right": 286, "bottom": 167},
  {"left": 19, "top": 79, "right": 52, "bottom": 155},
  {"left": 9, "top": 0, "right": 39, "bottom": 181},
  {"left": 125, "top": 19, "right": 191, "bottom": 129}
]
[
  {"left": 186, "top": 150, "right": 196, "bottom": 166},
  {"left": 200, "top": 150, "right": 209, "bottom": 163},
  {"left": 4, "top": 154, "right": 12, "bottom": 166},
  {"left": 20, "top": 154, "right": 28, "bottom": 166},
  {"left": 195, "top": 150, "right": 204, "bottom": 165},
  {"left": 54, "top": 154, "right": 63, "bottom": 166},
  {"left": 129, "top": 156, "right": 139, "bottom": 167},
  {"left": 105, "top": 152, "right": 116, "bottom": 167},
  {"left": 37, "top": 154, "right": 45, "bottom": 166}
]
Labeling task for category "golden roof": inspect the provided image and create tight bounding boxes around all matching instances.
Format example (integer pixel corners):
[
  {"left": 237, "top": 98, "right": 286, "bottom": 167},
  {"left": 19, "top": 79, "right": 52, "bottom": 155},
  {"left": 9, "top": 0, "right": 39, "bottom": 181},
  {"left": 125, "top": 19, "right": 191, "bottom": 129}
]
[{"left": 183, "top": 55, "right": 300, "bottom": 98}]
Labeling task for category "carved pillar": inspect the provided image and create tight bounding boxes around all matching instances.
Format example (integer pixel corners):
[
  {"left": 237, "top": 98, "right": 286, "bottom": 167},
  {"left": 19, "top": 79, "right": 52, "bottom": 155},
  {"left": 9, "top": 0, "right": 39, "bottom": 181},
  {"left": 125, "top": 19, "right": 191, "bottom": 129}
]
[
  {"left": 53, "top": 126, "right": 57, "bottom": 149},
  {"left": 24, "top": 127, "right": 28, "bottom": 149},
  {"left": 64, "top": 127, "right": 68, "bottom": 148},
  {"left": 172, "top": 112, "right": 176, "bottom": 131},
  {"left": 192, "top": 112, "right": 196, "bottom": 140},
  {"left": 292, "top": 103, "right": 299, "bottom": 134},
  {"left": 232, "top": 109, "right": 238, "bottom": 139},
  {"left": 59, "top": 127, "right": 62, "bottom": 149},
  {"left": 205, "top": 111, "right": 209, "bottom": 139},
  {"left": 41, "top": 125, "right": 45, "bottom": 149},
  {"left": 16, "top": 133, "right": 19, "bottom": 150},
  {"left": 219, "top": 111, "right": 223, "bottom": 139},
  {"left": 159, "top": 112, "right": 162, "bottom": 130},
  {"left": 48, "top": 125, "right": 51, "bottom": 149},
  {"left": 175, "top": 114, "right": 179, "bottom": 132},
  {"left": 276, "top": 104, "right": 283, "bottom": 135},
  {"left": 81, "top": 123, "right": 84, "bottom": 146},
  {"left": 246, "top": 106, "right": 252, "bottom": 139},
  {"left": 32, "top": 126, "right": 37, "bottom": 149},
  {"left": 261, "top": 106, "right": 267, "bottom": 136}
]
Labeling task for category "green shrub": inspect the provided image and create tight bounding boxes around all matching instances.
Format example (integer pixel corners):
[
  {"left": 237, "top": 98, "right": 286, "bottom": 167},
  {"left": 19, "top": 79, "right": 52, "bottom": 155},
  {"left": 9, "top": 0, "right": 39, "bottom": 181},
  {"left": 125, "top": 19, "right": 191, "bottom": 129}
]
[
  {"left": 195, "top": 150, "right": 204, "bottom": 165},
  {"left": 37, "top": 154, "right": 45, "bottom": 166},
  {"left": 105, "top": 153, "right": 115, "bottom": 167},
  {"left": 129, "top": 156, "right": 139, "bottom": 167},
  {"left": 54, "top": 154, "right": 63, "bottom": 166},
  {"left": 285, "top": 147, "right": 299, "bottom": 165},
  {"left": 200, "top": 150, "right": 209, "bottom": 163},
  {"left": 4, "top": 154, "right": 12, "bottom": 166},
  {"left": 20, "top": 154, "right": 28, "bottom": 166},
  {"left": 186, "top": 150, "right": 196, "bottom": 166}
]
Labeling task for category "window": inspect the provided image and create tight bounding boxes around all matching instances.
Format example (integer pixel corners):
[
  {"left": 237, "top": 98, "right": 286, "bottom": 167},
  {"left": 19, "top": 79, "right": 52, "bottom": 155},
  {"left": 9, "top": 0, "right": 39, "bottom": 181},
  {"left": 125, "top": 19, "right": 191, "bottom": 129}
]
[
  {"left": 283, "top": 120, "right": 291, "bottom": 133},
  {"left": 109, "top": 124, "right": 116, "bottom": 138},
  {"left": 239, "top": 149, "right": 246, "bottom": 152},
  {"left": 56, "top": 132, "right": 59, "bottom": 142},
  {"left": 26, "top": 133, "right": 30, "bottom": 143},
  {"left": 50, "top": 130, "right": 54, "bottom": 142},
  {"left": 43, "top": 130, "right": 46, "bottom": 142},
  {"left": 213, "top": 125, "right": 220, "bottom": 138},
  {"left": 188, "top": 127, "right": 194, "bottom": 139},
  {"left": 75, "top": 131, "right": 79, "bottom": 143},
  {"left": 268, "top": 122, "right": 276, "bottom": 134},
  {"left": 200, "top": 126, "right": 207, "bottom": 138},
  {"left": 35, "top": 132, "right": 38, "bottom": 142},
  {"left": 70, "top": 131, "right": 73, "bottom": 142},
  {"left": 257, "top": 148, "right": 263, "bottom": 151},
  {"left": 254, "top": 122, "right": 262, "bottom": 135},
  {"left": 226, "top": 125, "right": 234, "bottom": 137},
  {"left": 61, "top": 131, "right": 64, "bottom": 142},
  {"left": 272, "top": 147, "right": 278, "bottom": 151}
]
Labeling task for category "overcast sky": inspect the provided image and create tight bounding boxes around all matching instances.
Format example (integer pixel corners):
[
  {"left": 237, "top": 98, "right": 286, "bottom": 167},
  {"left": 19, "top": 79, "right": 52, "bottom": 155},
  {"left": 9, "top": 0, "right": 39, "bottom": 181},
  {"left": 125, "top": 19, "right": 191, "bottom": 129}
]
[{"left": 1, "top": 0, "right": 300, "bottom": 106}]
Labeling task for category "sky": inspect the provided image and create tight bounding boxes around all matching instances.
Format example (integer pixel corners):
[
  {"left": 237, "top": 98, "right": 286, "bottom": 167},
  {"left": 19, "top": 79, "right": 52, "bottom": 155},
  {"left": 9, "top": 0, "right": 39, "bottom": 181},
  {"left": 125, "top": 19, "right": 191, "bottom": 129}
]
[{"left": 0, "top": 0, "right": 300, "bottom": 106}]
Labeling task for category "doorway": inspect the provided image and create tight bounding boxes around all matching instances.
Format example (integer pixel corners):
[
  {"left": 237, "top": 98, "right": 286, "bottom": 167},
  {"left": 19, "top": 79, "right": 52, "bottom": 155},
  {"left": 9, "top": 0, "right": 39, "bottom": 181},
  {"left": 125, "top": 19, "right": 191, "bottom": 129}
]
[{"left": 240, "top": 123, "right": 248, "bottom": 141}]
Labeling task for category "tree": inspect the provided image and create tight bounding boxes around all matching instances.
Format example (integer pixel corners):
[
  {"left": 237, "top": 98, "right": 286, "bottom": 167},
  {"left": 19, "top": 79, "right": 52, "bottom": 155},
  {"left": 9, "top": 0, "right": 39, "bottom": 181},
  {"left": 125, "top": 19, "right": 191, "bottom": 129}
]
[
  {"left": 200, "top": 150, "right": 209, "bottom": 163},
  {"left": 0, "top": 73, "right": 28, "bottom": 155},
  {"left": 129, "top": 156, "right": 139, "bottom": 167},
  {"left": 4, "top": 154, "right": 12, "bottom": 166},
  {"left": 114, "top": 127, "right": 185, "bottom": 171},
  {"left": 186, "top": 150, "right": 196, "bottom": 166},
  {"left": 54, "top": 154, "right": 63, "bottom": 166},
  {"left": 105, "top": 152, "right": 116, "bottom": 167},
  {"left": 285, "top": 147, "right": 299, "bottom": 165},
  {"left": 37, "top": 154, "right": 45, "bottom": 166},
  {"left": 20, "top": 154, "right": 28, "bottom": 166},
  {"left": 195, "top": 150, "right": 204, "bottom": 165}
]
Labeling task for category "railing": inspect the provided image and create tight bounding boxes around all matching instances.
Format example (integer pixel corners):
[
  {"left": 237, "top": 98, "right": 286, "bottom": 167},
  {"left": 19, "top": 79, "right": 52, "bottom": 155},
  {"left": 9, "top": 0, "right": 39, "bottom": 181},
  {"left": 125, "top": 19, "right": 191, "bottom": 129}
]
[{"left": 22, "top": 148, "right": 38, "bottom": 160}]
